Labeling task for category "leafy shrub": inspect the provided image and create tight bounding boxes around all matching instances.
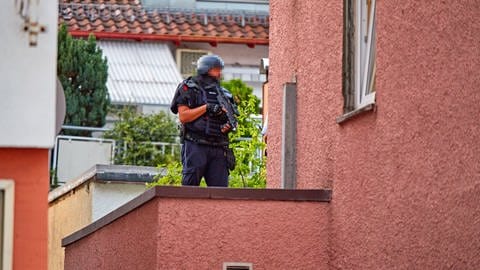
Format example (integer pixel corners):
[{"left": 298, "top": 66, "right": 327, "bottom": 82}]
[{"left": 104, "top": 109, "right": 180, "bottom": 166}]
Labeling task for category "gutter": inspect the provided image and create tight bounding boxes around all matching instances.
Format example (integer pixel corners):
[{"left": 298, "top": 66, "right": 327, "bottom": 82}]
[{"left": 68, "top": 31, "right": 269, "bottom": 47}]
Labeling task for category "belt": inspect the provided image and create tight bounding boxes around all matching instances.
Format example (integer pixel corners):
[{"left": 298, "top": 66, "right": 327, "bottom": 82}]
[{"left": 184, "top": 132, "right": 228, "bottom": 147}]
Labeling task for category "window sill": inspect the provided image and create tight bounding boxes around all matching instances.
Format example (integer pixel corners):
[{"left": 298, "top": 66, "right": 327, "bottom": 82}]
[{"left": 336, "top": 103, "right": 376, "bottom": 124}]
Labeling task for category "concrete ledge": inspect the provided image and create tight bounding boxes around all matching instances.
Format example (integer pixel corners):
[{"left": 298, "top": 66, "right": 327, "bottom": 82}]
[
  {"left": 48, "top": 164, "right": 162, "bottom": 203},
  {"left": 62, "top": 186, "right": 332, "bottom": 247}
]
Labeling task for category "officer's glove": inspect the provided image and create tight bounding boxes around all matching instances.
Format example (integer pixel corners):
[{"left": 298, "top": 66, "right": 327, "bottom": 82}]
[{"left": 206, "top": 103, "right": 224, "bottom": 116}]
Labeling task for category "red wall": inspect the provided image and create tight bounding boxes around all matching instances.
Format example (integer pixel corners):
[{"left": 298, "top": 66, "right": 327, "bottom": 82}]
[
  {"left": 0, "top": 148, "right": 49, "bottom": 270},
  {"left": 268, "top": 0, "right": 343, "bottom": 189},
  {"left": 155, "top": 199, "right": 328, "bottom": 269},
  {"left": 64, "top": 200, "right": 158, "bottom": 270},
  {"left": 269, "top": 0, "right": 480, "bottom": 269},
  {"left": 64, "top": 198, "right": 329, "bottom": 270}
]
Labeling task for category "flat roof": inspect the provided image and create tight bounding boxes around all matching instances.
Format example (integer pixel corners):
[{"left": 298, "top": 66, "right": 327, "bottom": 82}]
[{"left": 48, "top": 164, "right": 162, "bottom": 203}]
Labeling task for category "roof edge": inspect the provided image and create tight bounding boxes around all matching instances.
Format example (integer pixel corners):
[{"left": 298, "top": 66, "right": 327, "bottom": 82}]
[
  {"left": 48, "top": 164, "right": 161, "bottom": 203},
  {"left": 69, "top": 31, "right": 269, "bottom": 46}
]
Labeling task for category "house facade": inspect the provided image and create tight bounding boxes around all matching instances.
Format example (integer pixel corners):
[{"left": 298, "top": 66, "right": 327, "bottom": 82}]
[
  {"left": 0, "top": 1, "right": 59, "bottom": 270},
  {"left": 52, "top": 0, "right": 269, "bottom": 188},
  {"left": 61, "top": 0, "right": 479, "bottom": 269},
  {"left": 58, "top": 0, "right": 269, "bottom": 113},
  {"left": 48, "top": 165, "right": 160, "bottom": 270},
  {"left": 266, "top": 0, "right": 480, "bottom": 268}
]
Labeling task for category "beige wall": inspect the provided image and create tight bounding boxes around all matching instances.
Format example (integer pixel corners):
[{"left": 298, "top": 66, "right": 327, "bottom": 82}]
[{"left": 48, "top": 182, "right": 93, "bottom": 270}]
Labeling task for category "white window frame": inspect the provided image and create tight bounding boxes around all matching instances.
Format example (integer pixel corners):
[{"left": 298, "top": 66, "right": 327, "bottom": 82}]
[
  {"left": 0, "top": 180, "right": 14, "bottom": 270},
  {"left": 176, "top": 49, "right": 210, "bottom": 78},
  {"left": 354, "top": 0, "right": 376, "bottom": 108}
]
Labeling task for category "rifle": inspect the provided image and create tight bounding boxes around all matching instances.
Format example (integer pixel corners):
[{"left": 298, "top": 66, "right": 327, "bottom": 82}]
[{"left": 216, "top": 87, "right": 238, "bottom": 132}]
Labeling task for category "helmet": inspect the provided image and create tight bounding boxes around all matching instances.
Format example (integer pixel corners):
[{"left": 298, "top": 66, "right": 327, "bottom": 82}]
[{"left": 196, "top": 54, "right": 224, "bottom": 75}]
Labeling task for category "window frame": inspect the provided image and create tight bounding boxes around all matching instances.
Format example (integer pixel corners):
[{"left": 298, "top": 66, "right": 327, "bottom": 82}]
[
  {"left": 176, "top": 49, "right": 210, "bottom": 78},
  {"left": 0, "top": 180, "right": 14, "bottom": 270},
  {"left": 340, "top": 0, "right": 376, "bottom": 120},
  {"left": 355, "top": 0, "right": 376, "bottom": 108}
]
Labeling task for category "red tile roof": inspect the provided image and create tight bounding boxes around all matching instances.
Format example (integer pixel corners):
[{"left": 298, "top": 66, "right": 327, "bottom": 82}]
[{"left": 59, "top": 0, "right": 269, "bottom": 46}]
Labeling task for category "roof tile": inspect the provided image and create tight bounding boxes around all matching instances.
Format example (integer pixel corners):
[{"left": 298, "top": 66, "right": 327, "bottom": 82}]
[{"left": 59, "top": 0, "right": 268, "bottom": 44}]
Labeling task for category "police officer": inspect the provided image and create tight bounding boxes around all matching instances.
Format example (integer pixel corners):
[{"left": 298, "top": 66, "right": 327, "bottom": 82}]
[{"left": 170, "top": 54, "right": 236, "bottom": 187}]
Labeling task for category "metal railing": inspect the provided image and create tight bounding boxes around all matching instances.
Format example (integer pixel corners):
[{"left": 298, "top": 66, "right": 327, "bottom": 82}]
[{"left": 51, "top": 125, "right": 181, "bottom": 187}]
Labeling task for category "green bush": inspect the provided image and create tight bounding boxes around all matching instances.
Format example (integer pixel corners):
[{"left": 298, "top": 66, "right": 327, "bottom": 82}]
[{"left": 104, "top": 109, "right": 180, "bottom": 166}]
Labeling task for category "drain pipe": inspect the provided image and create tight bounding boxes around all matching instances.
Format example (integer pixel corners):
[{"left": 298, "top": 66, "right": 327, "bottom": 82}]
[{"left": 281, "top": 81, "right": 297, "bottom": 189}]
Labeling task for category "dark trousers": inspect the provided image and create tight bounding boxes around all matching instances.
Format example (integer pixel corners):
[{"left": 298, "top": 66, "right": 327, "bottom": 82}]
[{"left": 181, "top": 140, "right": 229, "bottom": 187}]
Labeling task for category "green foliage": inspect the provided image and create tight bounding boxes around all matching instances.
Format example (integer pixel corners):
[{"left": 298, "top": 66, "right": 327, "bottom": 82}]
[
  {"left": 103, "top": 109, "right": 179, "bottom": 166},
  {"left": 147, "top": 162, "right": 208, "bottom": 187},
  {"left": 149, "top": 79, "right": 266, "bottom": 188},
  {"left": 147, "top": 162, "right": 182, "bottom": 187},
  {"left": 57, "top": 24, "right": 110, "bottom": 136},
  {"left": 221, "top": 79, "right": 261, "bottom": 114},
  {"left": 226, "top": 82, "right": 266, "bottom": 188}
]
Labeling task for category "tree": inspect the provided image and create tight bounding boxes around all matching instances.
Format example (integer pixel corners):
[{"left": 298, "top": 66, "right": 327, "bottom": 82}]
[
  {"left": 222, "top": 79, "right": 261, "bottom": 114},
  {"left": 103, "top": 109, "right": 179, "bottom": 167},
  {"left": 57, "top": 24, "right": 110, "bottom": 136},
  {"left": 148, "top": 79, "right": 266, "bottom": 188},
  {"left": 225, "top": 81, "right": 266, "bottom": 188}
]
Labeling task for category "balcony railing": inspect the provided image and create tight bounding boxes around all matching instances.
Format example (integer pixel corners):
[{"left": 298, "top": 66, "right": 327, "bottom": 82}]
[{"left": 51, "top": 125, "right": 181, "bottom": 187}]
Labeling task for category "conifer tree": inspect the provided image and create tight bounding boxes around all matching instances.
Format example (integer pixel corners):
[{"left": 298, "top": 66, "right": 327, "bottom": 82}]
[{"left": 57, "top": 24, "right": 110, "bottom": 136}]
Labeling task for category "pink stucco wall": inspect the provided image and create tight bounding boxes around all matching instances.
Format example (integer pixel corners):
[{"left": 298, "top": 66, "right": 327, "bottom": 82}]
[
  {"left": 155, "top": 198, "right": 328, "bottom": 269},
  {"left": 269, "top": 0, "right": 480, "bottom": 269},
  {"left": 64, "top": 197, "right": 329, "bottom": 270},
  {"left": 268, "top": 0, "right": 343, "bottom": 189},
  {"left": 64, "top": 200, "right": 158, "bottom": 270}
]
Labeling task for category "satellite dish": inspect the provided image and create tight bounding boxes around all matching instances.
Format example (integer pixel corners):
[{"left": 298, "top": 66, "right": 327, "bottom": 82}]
[{"left": 56, "top": 78, "right": 66, "bottom": 135}]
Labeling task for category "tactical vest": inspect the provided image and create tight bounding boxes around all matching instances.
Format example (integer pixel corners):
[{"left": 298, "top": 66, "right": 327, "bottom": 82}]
[
  {"left": 183, "top": 77, "right": 229, "bottom": 145},
  {"left": 204, "top": 84, "right": 228, "bottom": 138}
]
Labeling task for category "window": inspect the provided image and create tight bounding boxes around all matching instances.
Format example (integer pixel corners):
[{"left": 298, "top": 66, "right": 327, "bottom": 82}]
[
  {"left": 342, "top": 0, "right": 376, "bottom": 113},
  {"left": 176, "top": 49, "right": 209, "bottom": 78},
  {"left": 223, "top": 262, "right": 253, "bottom": 270},
  {"left": 0, "top": 180, "right": 14, "bottom": 270}
]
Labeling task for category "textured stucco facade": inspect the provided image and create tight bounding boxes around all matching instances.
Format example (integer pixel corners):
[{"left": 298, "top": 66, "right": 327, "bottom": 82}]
[
  {"left": 268, "top": 0, "right": 480, "bottom": 269},
  {"left": 61, "top": 1, "right": 479, "bottom": 269},
  {"left": 64, "top": 200, "right": 158, "bottom": 270},
  {"left": 48, "top": 165, "right": 154, "bottom": 270},
  {"left": 0, "top": 149, "right": 50, "bottom": 270},
  {"left": 1, "top": 0, "right": 57, "bottom": 269},
  {"left": 63, "top": 192, "right": 330, "bottom": 270}
]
